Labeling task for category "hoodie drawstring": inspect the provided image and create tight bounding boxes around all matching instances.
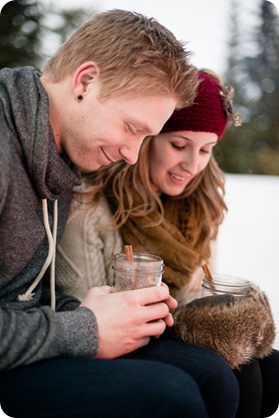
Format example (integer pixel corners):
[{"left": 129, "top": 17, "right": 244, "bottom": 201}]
[{"left": 18, "top": 199, "right": 58, "bottom": 310}]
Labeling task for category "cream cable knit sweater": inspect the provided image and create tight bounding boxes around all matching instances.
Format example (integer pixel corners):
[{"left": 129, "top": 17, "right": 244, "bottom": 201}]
[{"left": 56, "top": 194, "right": 123, "bottom": 301}]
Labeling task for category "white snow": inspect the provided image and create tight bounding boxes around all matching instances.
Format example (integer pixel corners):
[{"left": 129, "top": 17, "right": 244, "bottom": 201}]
[{"left": 216, "top": 174, "right": 279, "bottom": 350}]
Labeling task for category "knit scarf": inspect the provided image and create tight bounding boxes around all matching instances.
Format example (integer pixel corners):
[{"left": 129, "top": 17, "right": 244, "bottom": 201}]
[{"left": 107, "top": 190, "right": 203, "bottom": 298}]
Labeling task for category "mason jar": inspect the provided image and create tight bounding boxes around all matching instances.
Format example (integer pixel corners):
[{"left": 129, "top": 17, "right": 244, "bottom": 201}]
[
  {"left": 202, "top": 274, "right": 251, "bottom": 298},
  {"left": 112, "top": 252, "right": 164, "bottom": 291}
]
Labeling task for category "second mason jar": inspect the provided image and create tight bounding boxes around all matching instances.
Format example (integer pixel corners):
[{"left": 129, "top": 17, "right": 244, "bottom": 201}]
[{"left": 202, "top": 274, "right": 251, "bottom": 297}]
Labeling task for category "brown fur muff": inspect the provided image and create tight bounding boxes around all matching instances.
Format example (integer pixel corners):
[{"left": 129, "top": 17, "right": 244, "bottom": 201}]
[{"left": 164, "top": 283, "right": 276, "bottom": 369}]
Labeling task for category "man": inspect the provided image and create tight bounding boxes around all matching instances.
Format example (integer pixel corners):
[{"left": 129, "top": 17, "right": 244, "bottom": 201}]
[{"left": 0, "top": 9, "right": 234, "bottom": 418}]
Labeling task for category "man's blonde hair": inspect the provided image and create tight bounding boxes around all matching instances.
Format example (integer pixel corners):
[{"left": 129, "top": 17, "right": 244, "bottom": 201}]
[{"left": 42, "top": 9, "right": 198, "bottom": 107}]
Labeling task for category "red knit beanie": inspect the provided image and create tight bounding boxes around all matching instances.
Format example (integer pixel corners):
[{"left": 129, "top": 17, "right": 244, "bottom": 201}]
[{"left": 161, "top": 71, "right": 228, "bottom": 139}]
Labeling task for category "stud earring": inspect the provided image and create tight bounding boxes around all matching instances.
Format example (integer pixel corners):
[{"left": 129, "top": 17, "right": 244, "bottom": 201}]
[{"left": 77, "top": 95, "right": 83, "bottom": 101}]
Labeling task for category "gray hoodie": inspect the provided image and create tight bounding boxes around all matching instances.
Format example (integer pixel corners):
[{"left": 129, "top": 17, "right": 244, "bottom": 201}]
[{"left": 0, "top": 67, "right": 98, "bottom": 370}]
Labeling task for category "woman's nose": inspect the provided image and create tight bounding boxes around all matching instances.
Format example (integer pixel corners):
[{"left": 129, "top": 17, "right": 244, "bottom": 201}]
[{"left": 180, "top": 154, "right": 198, "bottom": 175}]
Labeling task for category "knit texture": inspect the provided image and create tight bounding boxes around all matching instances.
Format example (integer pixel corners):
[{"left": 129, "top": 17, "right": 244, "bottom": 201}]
[
  {"left": 107, "top": 188, "right": 207, "bottom": 299},
  {"left": 0, "top": 67, "right": 98, "bottom": 370},
  {"left": 56, "top": 194, "right": 123, "bottom": 301},
  {"left": 161, "top": 71, "right": 227, "bottom": 138}
]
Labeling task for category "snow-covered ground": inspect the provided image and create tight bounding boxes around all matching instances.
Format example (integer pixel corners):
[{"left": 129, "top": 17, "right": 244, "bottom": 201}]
[{"left": 216, "top": 174, "right": 279, "bottom": 351}]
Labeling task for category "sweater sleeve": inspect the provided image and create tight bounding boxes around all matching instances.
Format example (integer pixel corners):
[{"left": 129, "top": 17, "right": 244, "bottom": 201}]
[
  {"left": 56, "top": 196, "right": 123, "bottom": 301},
  {"left": 0, "top": 85, "right": 99, "bottom": 371},
  {"left": 0, "top": 305, "right": 98, "bottom": 370}
]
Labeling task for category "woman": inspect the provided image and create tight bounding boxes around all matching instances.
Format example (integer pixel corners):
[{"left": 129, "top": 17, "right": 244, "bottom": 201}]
[{"left": 56, "top": 70, "right": 279, "bottom": 418}]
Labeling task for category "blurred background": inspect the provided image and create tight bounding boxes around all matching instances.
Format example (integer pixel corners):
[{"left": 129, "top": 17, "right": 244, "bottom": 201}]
[
  {"left": 0, "top": 0, "right": 278, "bottom": 362},
  {"left": 1, "top": 0, "right": 278, "bottom": 175}
]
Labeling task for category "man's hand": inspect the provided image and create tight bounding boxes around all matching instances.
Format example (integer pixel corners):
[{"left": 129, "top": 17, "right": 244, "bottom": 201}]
[{"left": 80, "top": 284, "right": 177, "bottom": 358}]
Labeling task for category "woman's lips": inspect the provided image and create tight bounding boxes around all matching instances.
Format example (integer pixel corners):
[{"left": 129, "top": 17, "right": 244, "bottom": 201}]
[
  {"left": 168, "top": 171, "right": 192, "bottom": 186},
  {"left": 170, "top": 172, "right": 185, "bottom": 181}
]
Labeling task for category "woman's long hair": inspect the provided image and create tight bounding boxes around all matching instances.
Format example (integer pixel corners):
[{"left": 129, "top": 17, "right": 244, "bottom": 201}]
[{"left": 80, "top": 136, "right": 227, "bottom": 260}]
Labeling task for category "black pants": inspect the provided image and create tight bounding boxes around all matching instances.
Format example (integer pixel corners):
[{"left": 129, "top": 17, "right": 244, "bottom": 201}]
[
  {"left": 123, "top": 339, "right": 239, "bottom": 418},
  {"left": 234, "top": 349, "right": 279, "bottom": 418},
  {"left": 0, "top": 340, "right": 239, "bottom": 418}
]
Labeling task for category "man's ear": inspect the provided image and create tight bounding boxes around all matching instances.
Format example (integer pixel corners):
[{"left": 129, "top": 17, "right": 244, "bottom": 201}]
[{"left": 72, "top": 61, "right": 100, "bottom": 99}]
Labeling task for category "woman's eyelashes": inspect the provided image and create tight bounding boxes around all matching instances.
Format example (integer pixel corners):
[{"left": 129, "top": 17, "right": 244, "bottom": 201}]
[
  {"left": 171, "top": 142, "right": 213, "bottom": 154},
  {"left": 171, "top": 142, "right": 186, "bottom": 150}
]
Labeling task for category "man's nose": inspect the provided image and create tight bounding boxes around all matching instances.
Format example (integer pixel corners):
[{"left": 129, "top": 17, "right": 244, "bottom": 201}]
[{"left": 119, "top": 137, "right": 145, "bottom": 165}]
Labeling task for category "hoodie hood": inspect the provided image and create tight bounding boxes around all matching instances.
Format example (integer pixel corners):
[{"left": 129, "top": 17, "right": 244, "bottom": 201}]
[{"left": 0, "top": 66, "right": 80, "bottom": 199}]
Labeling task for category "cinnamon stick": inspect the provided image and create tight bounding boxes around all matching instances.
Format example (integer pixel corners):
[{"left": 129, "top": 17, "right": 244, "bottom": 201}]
[
  {"left": 124, "top": 245, "right": 134, "bottom": 262},
  {"left": 202, "top": 264, "right": 214, "bottom": 280},
  {"left": 202, "top": 263, "right": 216, "bottom": 294}
]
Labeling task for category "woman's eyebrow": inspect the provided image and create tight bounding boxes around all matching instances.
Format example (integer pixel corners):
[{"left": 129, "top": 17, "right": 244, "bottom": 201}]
[
  {"left": 172, "top": 134, "right": 218, "bottom": 146},
  {"left": 171, "top": 134, "right": 194, "bottom": 142}
]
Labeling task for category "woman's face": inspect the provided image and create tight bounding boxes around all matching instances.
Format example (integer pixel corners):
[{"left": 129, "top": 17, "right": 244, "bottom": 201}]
[{"left": 149, "top": 131, "right": 218, "bottom": 196}]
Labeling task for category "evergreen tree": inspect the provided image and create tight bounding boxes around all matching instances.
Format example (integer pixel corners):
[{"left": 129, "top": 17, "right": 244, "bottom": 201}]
[
  {"left": 225, "top": 0, "right": 247, "bottom": 108},
  {"left": 0, "top": 0, "right": 43, "bottom": 68},
  {"left": 217, "top": 0, "right": 279, "bottom": 175},
  {"left": 0, "top": 0, "right": 89, "bottom": 70},
  {"left": 247, "top": 0, "right": 279, "bottom": 145}
]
